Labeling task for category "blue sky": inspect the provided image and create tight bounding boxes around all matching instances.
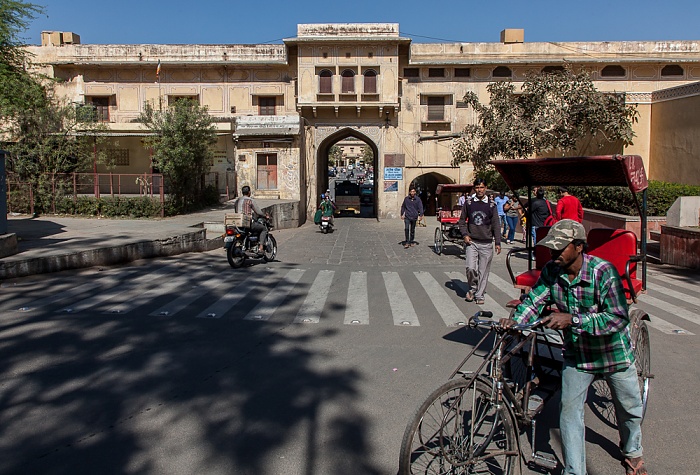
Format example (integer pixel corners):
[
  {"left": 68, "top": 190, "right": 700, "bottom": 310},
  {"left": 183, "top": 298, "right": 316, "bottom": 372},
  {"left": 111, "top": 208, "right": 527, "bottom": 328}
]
[{"left": 23, "top": 0, "right": 700, "bottom": 45}]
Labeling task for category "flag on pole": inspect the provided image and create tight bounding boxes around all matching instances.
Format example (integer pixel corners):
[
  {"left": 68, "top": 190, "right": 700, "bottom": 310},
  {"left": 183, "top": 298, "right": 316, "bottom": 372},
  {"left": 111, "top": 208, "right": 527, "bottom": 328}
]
[{"left": 156, "top": 60, "right": 161, "bottom": 80}]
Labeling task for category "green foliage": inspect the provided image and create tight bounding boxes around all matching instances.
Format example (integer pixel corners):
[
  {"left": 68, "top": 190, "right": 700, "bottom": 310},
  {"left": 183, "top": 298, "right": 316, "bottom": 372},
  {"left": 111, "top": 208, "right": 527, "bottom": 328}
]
[
  {"left": 328, "top": 145, "right": 343, "bottom": 166},
  {"left": 74, "top": 196, "right": 100, "bottom": 216},
  {"left": 452, "top": 67, "right": 639, "bottom": 173},
  {"left": 139, "top": 99, "right": 217, "bottom": 213},
  {"left": 565, "top": 181, "right": 700, "bottom": 216},
  {"left": 477, "top": 167, "right": 509, "bottom": 194},
  {"left": 201, "top": 184, "right": 221, "bottom": 206}
]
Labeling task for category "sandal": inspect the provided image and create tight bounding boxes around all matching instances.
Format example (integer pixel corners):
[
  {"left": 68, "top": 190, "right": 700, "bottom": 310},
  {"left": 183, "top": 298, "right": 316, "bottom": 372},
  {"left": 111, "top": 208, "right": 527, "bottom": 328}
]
[
  {"left": 624, "top": 457, "right": 648, "bottom": 475},
  {"left": 465, "top": 291, "right": 475, "bottom": 302},
  {"left": 475, "top": 298, "right": 485, "bottom": 305}
]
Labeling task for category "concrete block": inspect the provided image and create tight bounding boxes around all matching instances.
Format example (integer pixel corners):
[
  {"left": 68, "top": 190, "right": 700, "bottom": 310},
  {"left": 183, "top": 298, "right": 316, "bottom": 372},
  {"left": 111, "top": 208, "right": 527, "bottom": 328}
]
[
  {"left": 666, "top": 196, "right": 700, "bottom": 227},
  {"left": 0, "top": 233, "right": 18, "bottom": 258},
  {"left": 501, "top": 29, "right": 524, "bottom": 44}
]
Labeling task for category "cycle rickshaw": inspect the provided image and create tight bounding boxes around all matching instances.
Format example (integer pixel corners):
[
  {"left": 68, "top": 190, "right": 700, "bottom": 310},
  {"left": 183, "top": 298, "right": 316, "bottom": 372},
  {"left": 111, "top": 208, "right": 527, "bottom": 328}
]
[
  {"left": 433, "top": 183, "right": 473, "bottom": 255},
  {"left": 399, "top": 155, "right": 652, "bottom": 475}
]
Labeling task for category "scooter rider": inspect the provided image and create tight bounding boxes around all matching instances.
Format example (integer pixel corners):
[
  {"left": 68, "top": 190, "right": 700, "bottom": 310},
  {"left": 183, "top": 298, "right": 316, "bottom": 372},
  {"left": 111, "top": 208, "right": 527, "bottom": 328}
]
[{"left": 234, "top": 185, "right": 270, "bottom": 254}]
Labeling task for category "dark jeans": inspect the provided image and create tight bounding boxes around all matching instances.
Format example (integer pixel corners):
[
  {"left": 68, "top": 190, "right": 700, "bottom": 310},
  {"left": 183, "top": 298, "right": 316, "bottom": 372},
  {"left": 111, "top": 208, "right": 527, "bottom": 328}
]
[
  {"left": 250, "top": 221, "right": 268, "bottom": 249},
  {"left": 404, "top": 218, "right": 417, "bottom": 244},
  {"left": 506, "top": 215, "right": 518, "bottom": 242}
]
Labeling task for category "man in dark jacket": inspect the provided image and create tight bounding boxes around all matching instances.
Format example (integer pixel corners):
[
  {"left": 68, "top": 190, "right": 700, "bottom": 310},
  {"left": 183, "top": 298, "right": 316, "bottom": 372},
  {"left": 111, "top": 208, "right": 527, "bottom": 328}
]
[
  {"left": 400, "top": 186, "right": 424, "bottom": 248},
  {"left": 529, "top": 187, "right": 554, "bottom": 244},
  {"left": 458, "top": 178, "right": 501, "bottom": 304}
]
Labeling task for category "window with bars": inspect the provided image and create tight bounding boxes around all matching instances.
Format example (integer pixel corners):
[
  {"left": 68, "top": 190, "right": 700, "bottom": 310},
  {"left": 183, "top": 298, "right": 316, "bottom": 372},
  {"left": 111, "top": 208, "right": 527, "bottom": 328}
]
[
  {"left": 85, "top": 96, "right": 112, "bottom": 122},
  {"left": 341, "top": 69, "right": 355, "bottom": 93},
  {"left": 258, "top": 97, "right": 276, "bottom": 115},
  {"left": 363, "top": 69, "right": 377, "bottom": 94},
  {"left": 108, "top": 149, "right": 129, "bottom": 166},
  {"left": 403, "top": 68, "right": 419, "bottom": 78},
  {"left": 168, "top": 95, "right": 199, "bottom": 106},
  {"left": 319, "top": 69, "right": 333, "bottom": 94}
]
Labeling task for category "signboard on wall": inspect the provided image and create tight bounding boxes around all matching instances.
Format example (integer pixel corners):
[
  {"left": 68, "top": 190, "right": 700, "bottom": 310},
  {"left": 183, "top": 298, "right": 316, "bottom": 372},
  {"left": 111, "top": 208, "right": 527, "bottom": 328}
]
[
  {"left": 384, "top": 167, "right": 403, "bottom": 180},
  {"left": 384, "top": 180, "right": 398, "bottom": 192},
  {"left": 384, "top": 154, "right": 405, "bottom": 167}
]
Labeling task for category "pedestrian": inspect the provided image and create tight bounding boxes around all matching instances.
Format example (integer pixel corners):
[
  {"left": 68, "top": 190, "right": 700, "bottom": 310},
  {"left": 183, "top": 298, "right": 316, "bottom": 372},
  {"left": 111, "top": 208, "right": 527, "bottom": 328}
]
[
  {"left": 529, "top": 187, "right": 555, "bottom": 244},
  {"left": 503, "top": 193, "right": 521, "bottom": 244},
  {"left": 458, "top": 192, "right": 466, "bottom": 207},
  {"left": 500, "top": 220, "right": 647, "bottom": 475},
  {"left": 555, "top": 186, "right": 584, "bottom": 223},
  {"left": 400, "top": 186, "right": 424, "bottom": 248},
  {"left": 494, "top": 190, "right": 509, "bottom": 238},
  {"left": 457, "top": 178, "right": 501, "bottom": 305}
]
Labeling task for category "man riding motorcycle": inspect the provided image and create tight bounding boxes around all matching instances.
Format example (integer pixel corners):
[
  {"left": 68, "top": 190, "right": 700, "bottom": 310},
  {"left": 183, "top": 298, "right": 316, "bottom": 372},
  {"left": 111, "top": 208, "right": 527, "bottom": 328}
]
[{"left": 233, "top": 185, "right": 270, "bottom": 254}]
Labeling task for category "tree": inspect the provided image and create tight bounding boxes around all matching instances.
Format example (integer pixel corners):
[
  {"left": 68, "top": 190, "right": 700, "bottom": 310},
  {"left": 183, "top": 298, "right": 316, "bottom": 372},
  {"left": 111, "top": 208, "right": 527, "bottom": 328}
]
[
  {"left": 360, "top": 145, "right": 373, "bottom": 166},
  {"left": 139, "top": 99, "right": 217, "bottom": 211},
  {"left": 328, "top": 144, "right": 343, "bottom": 167},
  {"left": 451, "top": 67, "right": 639, "bottom": 173},
  {"left": 0, "top": 0, "right": 45, "bottom": 120}
]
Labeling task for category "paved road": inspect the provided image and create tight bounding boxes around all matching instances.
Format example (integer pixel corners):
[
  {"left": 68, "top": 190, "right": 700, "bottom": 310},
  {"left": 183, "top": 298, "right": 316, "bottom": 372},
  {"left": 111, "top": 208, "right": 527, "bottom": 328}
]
[{"left": 0, "top": 217, "right": 698, "bottom": 474}]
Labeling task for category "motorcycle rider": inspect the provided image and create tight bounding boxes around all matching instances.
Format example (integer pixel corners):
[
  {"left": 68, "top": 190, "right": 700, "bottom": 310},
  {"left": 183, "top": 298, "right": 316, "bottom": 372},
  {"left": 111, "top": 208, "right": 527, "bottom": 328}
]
[
  {"left": 320, "top": 193, "right": 335, "bottom": 225},
  {"left": 234, "top": 185, "right": 270, "bottom": 254}
]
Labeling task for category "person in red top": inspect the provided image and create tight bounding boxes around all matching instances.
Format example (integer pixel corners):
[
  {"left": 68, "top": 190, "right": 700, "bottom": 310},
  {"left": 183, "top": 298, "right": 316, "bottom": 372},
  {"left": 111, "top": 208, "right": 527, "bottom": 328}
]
[{"left": 555, "top": 186, "right": 584, "bottom": 223}]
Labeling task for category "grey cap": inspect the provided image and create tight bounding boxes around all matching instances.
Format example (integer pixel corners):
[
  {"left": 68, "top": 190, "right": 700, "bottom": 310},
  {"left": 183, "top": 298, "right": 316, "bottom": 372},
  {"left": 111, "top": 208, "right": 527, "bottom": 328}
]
[{"left": 537, "top": 219, "right": 586, "bottom": 251}]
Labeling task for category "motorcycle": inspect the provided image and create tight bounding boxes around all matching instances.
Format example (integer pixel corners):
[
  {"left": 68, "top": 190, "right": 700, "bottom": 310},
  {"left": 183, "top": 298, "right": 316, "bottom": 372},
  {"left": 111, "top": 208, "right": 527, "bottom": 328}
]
[
  {"left": 223, "top": 217, "right": 277, "bottom": 268},
  {"left": 320, "top": 215, "right": 334, "bottom": 234}
]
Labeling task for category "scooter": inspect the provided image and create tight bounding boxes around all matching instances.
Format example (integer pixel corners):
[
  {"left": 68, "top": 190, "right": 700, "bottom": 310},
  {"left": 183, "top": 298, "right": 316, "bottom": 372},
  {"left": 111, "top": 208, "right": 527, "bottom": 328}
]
[
  {"left": 320, "top": 215, "right": 333, "bottom": 234},
  {"left": 223, "top": 217, "right": 277, "bottom": 268}
]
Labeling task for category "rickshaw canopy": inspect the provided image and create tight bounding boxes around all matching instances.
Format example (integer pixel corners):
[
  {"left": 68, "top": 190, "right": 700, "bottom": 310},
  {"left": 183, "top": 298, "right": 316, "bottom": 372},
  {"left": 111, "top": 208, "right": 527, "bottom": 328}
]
[
  {"left": 435, "top": 183, "right": 474, "bottom": 196},
  {"left": 488, "top": 155, "right": 648, "bottom": 194}
]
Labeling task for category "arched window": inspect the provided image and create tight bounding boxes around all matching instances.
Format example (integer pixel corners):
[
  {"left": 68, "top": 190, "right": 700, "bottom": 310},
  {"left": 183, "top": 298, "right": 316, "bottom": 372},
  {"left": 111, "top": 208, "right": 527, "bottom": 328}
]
[
  {"left": 364, "top": 69, "right": 377, "bottom": 94},
  {"left": 541, "top": 65, "right": 565, "bottom": 74},
  {"left": 601, "top": 65, "right": 626, "bottom": 77},
  {"left": 661, "top": 64, "right": 684, "bottom": 77},
  {"left": 492, "top": 66, "right": 512, "bottom": 78},
  {"left": 319, "top": 69, "right": 333, "bottom": 94},
  {"left": 341, "top": 69, "right": 355, "bottom": 93}
]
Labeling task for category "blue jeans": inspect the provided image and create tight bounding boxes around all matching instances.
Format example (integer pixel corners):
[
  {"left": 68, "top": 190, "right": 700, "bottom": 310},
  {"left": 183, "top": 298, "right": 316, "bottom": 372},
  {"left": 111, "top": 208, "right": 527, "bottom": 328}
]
[
  {"left": 404, "top": 218, "right": 417, "bottom": 244},
  {"left": 560, "top": 360, "right": 643, "bottom": 475},
  {"left": 498, "top": 214, "right": 506, "bottom": 235},
  {"left": 506, "top": 215, "right": 518, "bottom": 242}
]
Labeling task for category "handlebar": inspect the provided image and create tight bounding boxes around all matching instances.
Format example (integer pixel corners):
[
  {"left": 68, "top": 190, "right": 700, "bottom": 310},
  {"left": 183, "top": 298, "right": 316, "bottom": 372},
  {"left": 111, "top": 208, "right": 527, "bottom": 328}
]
[{"left": 468, "top": 311, "right": 545, "bottom": 333}]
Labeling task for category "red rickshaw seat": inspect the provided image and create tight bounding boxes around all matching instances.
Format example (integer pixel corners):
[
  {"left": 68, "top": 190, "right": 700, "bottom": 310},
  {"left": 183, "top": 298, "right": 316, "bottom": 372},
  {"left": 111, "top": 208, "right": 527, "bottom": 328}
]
[
  {"left": 508, "top": 226, "right": 551, "bottom": 291},
  {"left": 586, "top": 228, "right": 642, "bottom": 301}
]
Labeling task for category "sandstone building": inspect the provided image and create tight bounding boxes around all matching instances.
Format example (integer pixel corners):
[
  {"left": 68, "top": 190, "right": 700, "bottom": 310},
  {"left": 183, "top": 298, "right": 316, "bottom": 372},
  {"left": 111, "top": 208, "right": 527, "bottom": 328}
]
[{"left": 28, "top": 24, "right": 700, "bottom": 219}]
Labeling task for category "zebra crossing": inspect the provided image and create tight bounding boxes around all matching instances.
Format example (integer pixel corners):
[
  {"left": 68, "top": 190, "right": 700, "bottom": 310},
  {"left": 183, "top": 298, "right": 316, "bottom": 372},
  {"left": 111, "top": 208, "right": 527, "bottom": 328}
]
[{"left": 2, "top": 262, "right": 698, "bottom": 334}]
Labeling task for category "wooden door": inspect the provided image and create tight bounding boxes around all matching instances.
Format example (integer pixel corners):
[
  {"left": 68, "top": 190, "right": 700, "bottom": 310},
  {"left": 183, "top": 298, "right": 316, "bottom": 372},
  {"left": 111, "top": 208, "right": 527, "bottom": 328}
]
[{"left": 256, "top": 153, "right": 277, "bottom": 190}]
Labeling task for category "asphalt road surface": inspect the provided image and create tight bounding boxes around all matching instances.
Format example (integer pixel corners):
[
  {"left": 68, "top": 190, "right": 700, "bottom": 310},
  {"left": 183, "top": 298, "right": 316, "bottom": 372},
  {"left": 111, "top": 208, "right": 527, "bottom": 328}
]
[{"left": 1, "top": 218, "right": 698, "bottom": 474}]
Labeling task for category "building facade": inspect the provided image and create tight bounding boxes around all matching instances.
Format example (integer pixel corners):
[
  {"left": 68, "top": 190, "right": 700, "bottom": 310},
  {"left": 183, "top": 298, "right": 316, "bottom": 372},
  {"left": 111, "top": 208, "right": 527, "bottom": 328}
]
[{"left": 28, "top": 24, "right": 700, "bottom": 219}]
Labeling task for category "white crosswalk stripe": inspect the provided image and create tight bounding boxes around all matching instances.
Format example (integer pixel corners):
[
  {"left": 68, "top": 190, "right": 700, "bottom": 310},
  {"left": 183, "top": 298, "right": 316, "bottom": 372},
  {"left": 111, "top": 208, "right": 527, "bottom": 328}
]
[
  {"left": 640, "top": 312, "right": 695, "bottom": 335},
  {"left": 149, "top": 277, "right": 228, "bottom": 317},
  {"left": 445, "top": 272, "right": 509, "bottom": 320},
  {"left": 294, "top": 270, "right": 335, "bottom": 323},
  {"left": 195, "top": 277, "right": 262, "bottom": 319},
  {"left": 382, "top": 271, "right": 420, "bottom": 326},
  {"left": 648, "top": 274, "right": 700, "bottom": 293},
  {"left": 244, "top": 269, "right": 306, "bottom": 321},
  {"left": 414, "top": 271, "right": 468, "bottom": 327},
  {"left": 645, "top": 282, "right": 700, "bottom": 308},
  {"left": 344, "top": 271, "right": 369, "bottom": 325},
  {"left": 636, "top": 293, "right": 700, "bottom": 328}
]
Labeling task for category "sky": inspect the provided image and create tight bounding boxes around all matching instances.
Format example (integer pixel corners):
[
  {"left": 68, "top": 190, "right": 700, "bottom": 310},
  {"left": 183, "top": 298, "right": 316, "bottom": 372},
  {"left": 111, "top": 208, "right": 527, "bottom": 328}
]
[{"left": 22, "top": 0, "right": 700, "bottom": 46}]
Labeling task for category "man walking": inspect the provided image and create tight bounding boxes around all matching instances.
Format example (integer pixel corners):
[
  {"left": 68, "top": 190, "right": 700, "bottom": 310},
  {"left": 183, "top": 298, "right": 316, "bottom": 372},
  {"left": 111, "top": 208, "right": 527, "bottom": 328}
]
[
  {"left": 555, "top": 186, "right": 584, "bottom": 223},
  {"left": 400, "top": 186, "right": 424, "bottom": 248},
  {"left": 501, "top": 220, "right": 647, "bottom": 475},
  {"left": 529, "top": 187, "right": 554, "bottom": 243},
  {"left": 457, "top": 178, "right": 501, "bottom": 305},
  {"left": 494, "top": 190, "right": 509, "bottom": 238}
]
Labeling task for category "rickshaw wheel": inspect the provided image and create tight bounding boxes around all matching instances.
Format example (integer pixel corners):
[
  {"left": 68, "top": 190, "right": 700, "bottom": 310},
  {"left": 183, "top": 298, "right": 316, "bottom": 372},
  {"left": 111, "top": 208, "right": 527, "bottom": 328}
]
[{"left": 434, "top": 228, "right": 443, "bottom": 255}]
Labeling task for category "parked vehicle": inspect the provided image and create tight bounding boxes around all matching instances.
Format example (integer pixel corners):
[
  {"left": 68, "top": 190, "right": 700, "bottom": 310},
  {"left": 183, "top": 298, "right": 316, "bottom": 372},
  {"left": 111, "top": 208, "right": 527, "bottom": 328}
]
[{"left": 223, "top": 217, "right": 277, "bottom": 268}]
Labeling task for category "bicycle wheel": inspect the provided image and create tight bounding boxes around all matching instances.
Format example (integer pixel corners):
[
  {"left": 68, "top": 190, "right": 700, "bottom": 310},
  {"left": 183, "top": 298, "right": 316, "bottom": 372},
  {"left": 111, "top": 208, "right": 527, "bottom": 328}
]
[
  {"left": 632, "top": 319, "right": 651, "bottom": 420},
  {"left": 398, "top": 378, "right": 518, "bottom": 475},
  {"left": 434, "top": 228, "right": 443, "bottom": 255}
]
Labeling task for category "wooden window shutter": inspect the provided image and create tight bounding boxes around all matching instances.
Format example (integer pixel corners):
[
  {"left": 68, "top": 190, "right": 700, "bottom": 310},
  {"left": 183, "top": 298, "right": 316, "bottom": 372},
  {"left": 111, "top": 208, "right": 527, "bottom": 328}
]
[
  {"left": 364, "top": 70, "right": 377, "bottom": 93},
  {"left": 319, "top": 70, "right": 332, "bottom": 94},
  {"left": 427, "top": 96, "right": 445, "bottom": 121},
  {"left": 341, "top": 70, "right": 355, "bottom": 93}
]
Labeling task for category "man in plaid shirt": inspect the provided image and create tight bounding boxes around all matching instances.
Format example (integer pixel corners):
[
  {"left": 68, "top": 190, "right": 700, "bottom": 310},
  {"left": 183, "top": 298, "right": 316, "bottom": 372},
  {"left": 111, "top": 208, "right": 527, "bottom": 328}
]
[{"left": 501, "top": 219, "right": 647, "bottom": 475}]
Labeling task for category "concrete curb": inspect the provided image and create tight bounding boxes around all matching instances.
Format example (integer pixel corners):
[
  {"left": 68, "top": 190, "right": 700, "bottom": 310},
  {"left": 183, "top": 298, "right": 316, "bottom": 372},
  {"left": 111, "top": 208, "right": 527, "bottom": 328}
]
[{"left": 0, "top": 230, "right": 211, "bottom": 280}]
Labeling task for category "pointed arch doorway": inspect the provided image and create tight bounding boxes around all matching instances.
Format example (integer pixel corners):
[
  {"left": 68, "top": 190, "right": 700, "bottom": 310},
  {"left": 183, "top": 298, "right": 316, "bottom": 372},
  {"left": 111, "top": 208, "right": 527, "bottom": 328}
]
[
  {"left": 317, "top": 128, "right": 379, "bottom": 218},
  {"left": 410, "top": 172, "right": 455, "bottom": 216}
]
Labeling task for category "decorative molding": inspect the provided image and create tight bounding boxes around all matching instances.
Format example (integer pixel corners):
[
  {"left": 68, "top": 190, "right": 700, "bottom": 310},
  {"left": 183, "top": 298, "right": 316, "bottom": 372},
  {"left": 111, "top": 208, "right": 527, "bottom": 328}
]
[
  {"left": 651, "top": 81, "right": 700, "bottom": 103},
  {"left": 314, "top": 125, "right": 381, "bottom": 147},
  {"left": 625, "top": 92, "right": 652, "bottom": 104}
]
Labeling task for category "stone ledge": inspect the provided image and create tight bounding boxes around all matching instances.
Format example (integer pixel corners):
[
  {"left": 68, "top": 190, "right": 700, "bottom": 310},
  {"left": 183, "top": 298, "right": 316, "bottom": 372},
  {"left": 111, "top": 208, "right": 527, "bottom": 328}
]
[{"left": 0, "top": 233, "right": 18, "bottom": 259}]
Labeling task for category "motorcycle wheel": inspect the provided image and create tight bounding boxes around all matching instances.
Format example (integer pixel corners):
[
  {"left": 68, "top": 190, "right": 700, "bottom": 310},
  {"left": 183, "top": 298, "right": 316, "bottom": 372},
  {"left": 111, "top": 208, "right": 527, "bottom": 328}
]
[
  {"left": 323, "top": 226, "right": 328, "bottom": 234},
  {"left": 227, "top": 241, "right": 246, "bottom": 268},
  {"left": 263, "top": 235, "right": 277, "bottom": 262}
]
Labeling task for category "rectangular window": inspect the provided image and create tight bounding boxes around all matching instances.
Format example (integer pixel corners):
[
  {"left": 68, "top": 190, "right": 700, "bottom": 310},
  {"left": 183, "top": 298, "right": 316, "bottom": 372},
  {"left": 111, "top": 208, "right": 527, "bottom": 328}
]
[
  {"left": 168, "top": 95, "right": 199, "bottom": 106},
  {"left": 85, "top": 96, "right": 111, "bottom": 122},
  {"left": 455, "top": 68, "right": 471, "bottom": 77},
  {"left": 427, "top": 96, "right": 445, "bottom": 121},
  {"left": 403, "top": 68, "right": 419, "bottom": 78},
  {"left": 258, "top": 97, "right": 276, "bottom": 116},
  {"left": 428, "top": 68, "right": 445, "bottom": 78},
  {"left": 257, "top": 153, "right": 278, "bottom": 190},
  {"left": 108, "top": 149, "right": 129, "bottom": 166}
]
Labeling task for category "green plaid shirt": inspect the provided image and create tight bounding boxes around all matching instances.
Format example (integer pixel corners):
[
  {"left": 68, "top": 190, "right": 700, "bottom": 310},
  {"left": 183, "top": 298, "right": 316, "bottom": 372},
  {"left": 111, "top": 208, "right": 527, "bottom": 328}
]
[{"left": 513, "top": 254, "right": 634, "bottom": 373}]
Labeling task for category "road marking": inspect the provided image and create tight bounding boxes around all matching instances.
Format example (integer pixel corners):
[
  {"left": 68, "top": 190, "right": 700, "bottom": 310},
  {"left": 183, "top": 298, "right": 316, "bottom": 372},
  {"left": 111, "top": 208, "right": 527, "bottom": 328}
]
[
  {"left": 294, "top": 270, "right": 335, "bottom": 323},
  {"left": 636, "top": 293, "right": 700, "bottom": 327},
  {"left": 415, "top": 271, "right": 468, "bottom": 326},
  {"left": 486, "top": 272, "right": 522, "bottom": 300},
  {"left": 645, "top": 282, "right": 700, "bottom": 308},
  {"left": 446, "top": 272, "right": 508, "bottom": 320},
  {"left": 641, "top": 312, "right": 695, "bottom": 335},
  {"left": 649, "top": 274, "right": 700, "bottom": 294},
  {"left": 382, "top": 272, "right": 420, "bottom": 326},
  {"left": 244, "top": 269, "right": 305, "bottom": 321},
  {"left": 149, "top": 277, "right": 227, "bottom": 317},
  {"left": 194, "top": 275, "right": 265, "bottom": 319},
  {"left": 104, "top": 274, "right": 195, "bottom": 314},
  {"left": 344, "top": 271, "right": 369, "bottom": 325}
]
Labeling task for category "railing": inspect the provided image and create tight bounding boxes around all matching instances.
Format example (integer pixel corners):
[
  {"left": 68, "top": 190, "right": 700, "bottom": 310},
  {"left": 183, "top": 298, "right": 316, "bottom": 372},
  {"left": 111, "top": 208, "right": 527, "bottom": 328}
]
[{"left": 6, "top": 172, "right": 165, "bottom": 217}]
